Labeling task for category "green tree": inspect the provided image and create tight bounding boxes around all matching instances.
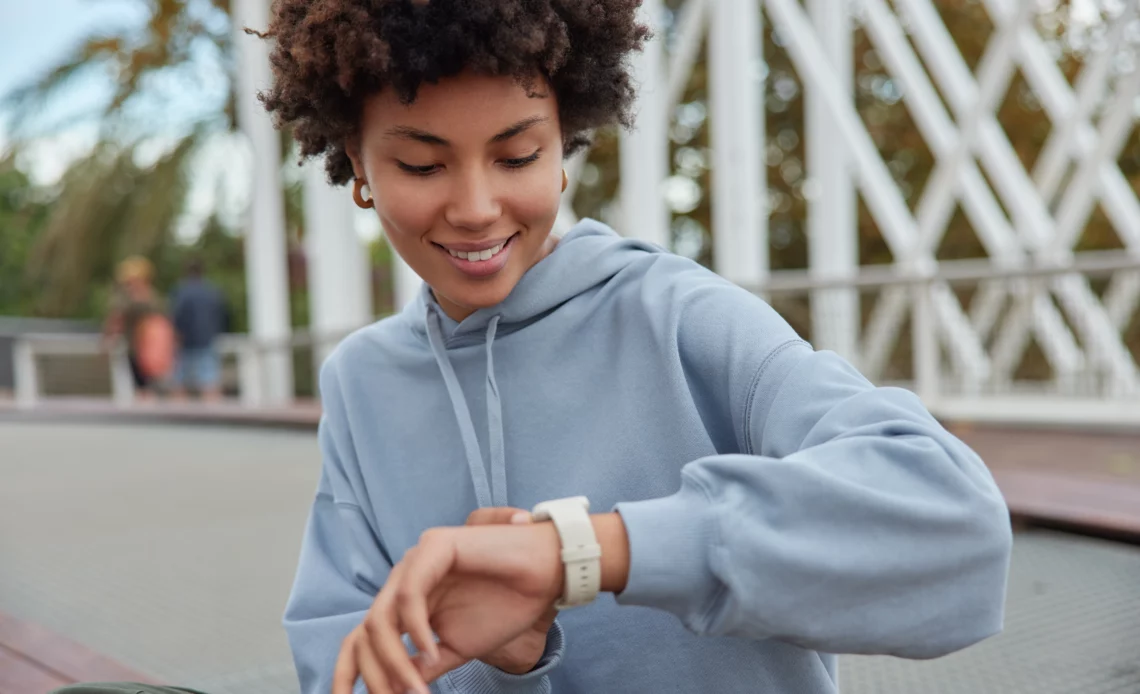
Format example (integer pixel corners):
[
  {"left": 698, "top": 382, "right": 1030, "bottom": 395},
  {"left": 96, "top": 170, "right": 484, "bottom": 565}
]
[
  {"left": 0, "top": 151, "right": 51, "bottom": 316},
  {"left": 0, "top": 0, "right": 307, "bottom": 324}
]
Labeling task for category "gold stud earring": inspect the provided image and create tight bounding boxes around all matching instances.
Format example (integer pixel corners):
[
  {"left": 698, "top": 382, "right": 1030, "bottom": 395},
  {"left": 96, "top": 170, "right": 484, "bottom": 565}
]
[{"left": 561, "top": 169, "right": 569, "bottom": 193}]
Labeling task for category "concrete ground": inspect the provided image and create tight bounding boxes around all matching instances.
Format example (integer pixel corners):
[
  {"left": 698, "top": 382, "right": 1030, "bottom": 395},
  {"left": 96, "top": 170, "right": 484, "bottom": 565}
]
[{"left": 1, "top": 420, "right": 1138, "bottom": 694}]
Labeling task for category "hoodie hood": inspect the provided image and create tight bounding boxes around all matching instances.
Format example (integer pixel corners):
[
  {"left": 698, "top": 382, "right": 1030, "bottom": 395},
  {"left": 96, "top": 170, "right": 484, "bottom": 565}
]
[{"left": 405, "top": 219, "right": 663, "bottom": 509}]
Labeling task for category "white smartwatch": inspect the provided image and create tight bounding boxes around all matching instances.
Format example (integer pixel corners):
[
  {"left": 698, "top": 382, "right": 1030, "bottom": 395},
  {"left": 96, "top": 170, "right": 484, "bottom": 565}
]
[{"left": 531, "top": 496, "right": 601, "bottom": 609}]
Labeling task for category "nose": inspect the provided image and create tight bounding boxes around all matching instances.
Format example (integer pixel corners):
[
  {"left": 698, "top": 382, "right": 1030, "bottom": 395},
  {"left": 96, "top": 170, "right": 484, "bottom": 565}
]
[{"left": 444, "top": 168, "right": 502, "bottom": 232}]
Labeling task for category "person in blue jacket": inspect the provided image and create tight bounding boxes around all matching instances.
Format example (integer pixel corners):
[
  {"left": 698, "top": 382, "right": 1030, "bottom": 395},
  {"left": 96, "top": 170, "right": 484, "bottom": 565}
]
[{"left": 53, "top": 1, "right": 1011, "bottom": 693}]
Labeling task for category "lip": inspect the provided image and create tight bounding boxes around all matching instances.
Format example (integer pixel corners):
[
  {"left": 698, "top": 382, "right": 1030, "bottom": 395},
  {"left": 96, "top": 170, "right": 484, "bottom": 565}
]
[
  {"left": 437, "top": 232, "right": 519, "bottom": 278},
  {"left": 438, "top": 237, "right": 516, "bottom": 253}
]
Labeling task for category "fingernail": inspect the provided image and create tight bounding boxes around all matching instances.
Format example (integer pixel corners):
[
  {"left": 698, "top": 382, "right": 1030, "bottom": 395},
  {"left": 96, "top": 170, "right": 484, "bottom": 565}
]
[{"left": 510, "top": 512, "right": 531, "bottom": 524}]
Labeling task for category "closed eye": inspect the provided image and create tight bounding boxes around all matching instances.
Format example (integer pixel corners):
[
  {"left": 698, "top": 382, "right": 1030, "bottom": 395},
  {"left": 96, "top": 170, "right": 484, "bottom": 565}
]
[
  {"left": 396, "top": 161, "right": 440, "bottom": 176},
  {"left": 502, "top": 150, "right": 541, "bottom": 169}
]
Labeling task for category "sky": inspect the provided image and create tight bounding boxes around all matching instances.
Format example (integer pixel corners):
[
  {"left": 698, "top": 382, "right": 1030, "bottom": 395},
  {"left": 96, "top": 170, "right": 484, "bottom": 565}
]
[
  {"left": 0, "top": 0, "right": 383, "bottom": 244},
  {"left": 0, "top": 0, "right": 228, "bottom": 181},
  {"left": 0, "top": 0, "right": 139, "bottom": 100},
  {"left": 0, "top": 0, "right": 141, "bottom": 176}
]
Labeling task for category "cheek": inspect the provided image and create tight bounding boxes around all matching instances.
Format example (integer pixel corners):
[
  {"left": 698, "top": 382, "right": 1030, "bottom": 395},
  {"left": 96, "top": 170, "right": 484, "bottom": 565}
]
[
  {"left": 503, "top": 172, "right": 562, "bottom": 226},
  {"left": 373, "top": 178, "right": 439, "bottom": 239}
]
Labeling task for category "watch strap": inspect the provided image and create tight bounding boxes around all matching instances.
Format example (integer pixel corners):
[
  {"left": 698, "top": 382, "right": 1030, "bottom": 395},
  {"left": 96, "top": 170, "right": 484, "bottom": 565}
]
[{"left": 531, "top": 496, "right": 601, "bottom": 609}]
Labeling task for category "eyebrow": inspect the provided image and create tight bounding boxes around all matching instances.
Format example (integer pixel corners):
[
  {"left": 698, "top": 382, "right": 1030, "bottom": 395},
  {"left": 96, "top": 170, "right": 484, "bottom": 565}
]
[{"left": 383, "top": 116, "right": 550, "bottom": 147}]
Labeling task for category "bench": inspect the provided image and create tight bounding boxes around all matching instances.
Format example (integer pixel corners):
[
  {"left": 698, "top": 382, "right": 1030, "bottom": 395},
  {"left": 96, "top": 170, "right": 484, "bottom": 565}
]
[{"left": 0, "top": 612, "right": 154, "bottom": 694}]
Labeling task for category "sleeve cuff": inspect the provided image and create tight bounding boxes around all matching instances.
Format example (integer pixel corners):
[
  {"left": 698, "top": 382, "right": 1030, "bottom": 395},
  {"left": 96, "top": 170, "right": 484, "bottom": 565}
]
[
  {"left": 612, "top": 475, "right": 722, "bottom": 632},
  {"left": 442, "top": 619, "right": 564, "bottom": 693}
]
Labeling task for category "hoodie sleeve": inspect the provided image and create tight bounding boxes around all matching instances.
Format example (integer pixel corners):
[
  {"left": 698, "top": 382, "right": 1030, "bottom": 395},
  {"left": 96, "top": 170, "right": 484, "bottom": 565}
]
[
  {"left": 613, "top": 263, "right": 1012, "bottom": 659},
  {"left": 284, "top": 357, "right": 564, "bottom": 694}
]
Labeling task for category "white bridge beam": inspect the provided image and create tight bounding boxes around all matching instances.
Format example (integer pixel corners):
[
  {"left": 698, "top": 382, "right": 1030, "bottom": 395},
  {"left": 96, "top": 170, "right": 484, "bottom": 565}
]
[
  {"left": 710, "top": 0, "right": 767, "bottom": 288},
  {"left": 232, "top": 0, "right": 294, "bottom": 405}
]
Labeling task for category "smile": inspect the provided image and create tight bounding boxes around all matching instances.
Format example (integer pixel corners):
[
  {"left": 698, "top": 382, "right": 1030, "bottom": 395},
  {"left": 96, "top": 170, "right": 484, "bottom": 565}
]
[
  {"left": 445, "top": 240, "right": 508, "bottom": 262},
  {"left": 437, "top": 233, "right": 520, "bottom": 278}
]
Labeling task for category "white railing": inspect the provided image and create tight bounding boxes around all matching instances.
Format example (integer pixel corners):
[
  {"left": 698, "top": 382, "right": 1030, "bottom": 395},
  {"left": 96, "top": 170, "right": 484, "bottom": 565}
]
[
  {"left": 9, "top": 328, "right": 357, "bottom": 410},
  {"left": 9, "top": 251, "right": 1140, "bottom": 427},
  {"left": 757, "top": 250, "right": 1140, "bottom": 426},
  {"left": 12, "top": 335, "right": 136, "bottom": 409},
  {"left": 590, "top": 0, "right": 1140, "bottom": 401}
]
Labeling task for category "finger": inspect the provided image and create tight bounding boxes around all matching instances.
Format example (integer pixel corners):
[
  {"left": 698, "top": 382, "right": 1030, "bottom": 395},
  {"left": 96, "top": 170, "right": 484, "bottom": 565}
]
[
  {"left": 466, "top": 507, "right": 527, "bottom": 526},
  {"left": 392, "top": 566, "right": 440, "bottom": 674},
  {"left": 331, "top": 629, "right": 360, "bottom": 694},
  {"left": 398, "top": 582, "right": 440, "bottom": 671},
  {"left": 366, "top": 604, "right": 430, "bottom": 694},
  {"left": 356, "top": 628, "right": 397, "bottom": 694},
  {"left": 415, "top": 643, "right": 469, "bottom": 684},
  {"left": 380, "top": 557, "right": 438, "bottom": 667}
]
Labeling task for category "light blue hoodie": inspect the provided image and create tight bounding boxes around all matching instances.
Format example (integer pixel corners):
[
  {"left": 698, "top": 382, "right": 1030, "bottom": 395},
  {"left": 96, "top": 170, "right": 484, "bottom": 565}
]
[{"left": 284, "top": 220, "right": 1012, "bottom": 694}]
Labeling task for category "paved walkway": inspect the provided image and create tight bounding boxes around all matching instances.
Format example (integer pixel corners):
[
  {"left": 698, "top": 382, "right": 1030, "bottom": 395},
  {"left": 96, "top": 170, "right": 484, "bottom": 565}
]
[
  {"left": 6, "top": 397, "right": 1140, "bottom": 536},
  {"left": 1, "top": 420, "right": 1139, "bottom": 693},
  {"left": 0, "top": 422, "right": 316, "bottom": 694}
]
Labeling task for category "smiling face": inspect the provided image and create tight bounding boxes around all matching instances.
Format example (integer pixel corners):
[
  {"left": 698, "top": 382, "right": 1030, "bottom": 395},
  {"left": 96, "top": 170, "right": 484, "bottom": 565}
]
[{"left": 347, "top": 71, "right": 564, "bottom": 322}]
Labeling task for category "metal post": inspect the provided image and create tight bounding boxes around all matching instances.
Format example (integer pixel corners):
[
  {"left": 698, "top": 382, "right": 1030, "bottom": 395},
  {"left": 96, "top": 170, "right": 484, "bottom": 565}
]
[
  {"left": 303, "top": 162, "right": 373, "bottom": 372},
  {"left": 806, "top": 0, "right": 858, "bottom": 361},
  {"left": 109, "top": 343, "right": 135, "bottom": 407},
  {"left": 241, "top": 340, "right": 264, "bottom": 408},
  {"left": 912, "top": 280, "right": 940, "bottom": 402},
  {"left": 232, "top": 0, "right": 294, "bottom": 405},
  {"left": 13, "top": 339, "right": 37, "bottom": 410},
  {"left": 620, "top": 0, "right": 670, "bottom": 248},
  {"left": 710, "top": 0, "right": 767, "bottom": 287}
]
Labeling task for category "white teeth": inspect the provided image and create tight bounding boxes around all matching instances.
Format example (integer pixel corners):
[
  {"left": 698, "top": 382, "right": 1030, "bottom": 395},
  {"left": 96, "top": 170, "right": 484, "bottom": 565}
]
[{"left": 448, "top": 241, "right": 506, "bottom": 262}]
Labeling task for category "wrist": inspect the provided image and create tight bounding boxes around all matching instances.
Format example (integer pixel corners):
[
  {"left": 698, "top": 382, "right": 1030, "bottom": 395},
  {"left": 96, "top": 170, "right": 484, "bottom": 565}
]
[
  {"left": 591, "top": 513, "right": 630, "bottom": 594},
  {"left": 537, "top": 512, "right": 630, "bottom": 600}
]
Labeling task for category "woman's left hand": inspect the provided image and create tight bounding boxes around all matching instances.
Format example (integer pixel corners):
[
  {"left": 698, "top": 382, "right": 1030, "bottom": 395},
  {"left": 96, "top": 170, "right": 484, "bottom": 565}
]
[
  {"left": 330, "top": 521, "right": 564, "bottom": 694},
  {"left": 464, "top": 508, "right": 560, "bottom": 675}
]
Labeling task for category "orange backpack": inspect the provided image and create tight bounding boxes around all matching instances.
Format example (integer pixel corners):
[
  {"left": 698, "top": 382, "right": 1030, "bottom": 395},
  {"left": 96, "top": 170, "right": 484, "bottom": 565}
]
[{"left": 133, "top": 313, "right": 177, "bottom": 380}]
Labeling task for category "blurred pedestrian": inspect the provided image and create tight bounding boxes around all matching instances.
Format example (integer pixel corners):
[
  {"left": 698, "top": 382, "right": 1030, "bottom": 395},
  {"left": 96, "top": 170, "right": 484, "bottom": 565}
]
[
  {"left": 169, "top": 258, "right": 229, "bottom": 401},
  {"left": 103, "top": 255, "right": 174, "bottom": 401}
]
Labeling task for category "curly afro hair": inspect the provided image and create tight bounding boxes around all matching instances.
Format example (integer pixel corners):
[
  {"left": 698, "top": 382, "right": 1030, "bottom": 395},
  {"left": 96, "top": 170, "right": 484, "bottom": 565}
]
[{"left": 256, "top": 0, "right": 650, "bottom": 185}]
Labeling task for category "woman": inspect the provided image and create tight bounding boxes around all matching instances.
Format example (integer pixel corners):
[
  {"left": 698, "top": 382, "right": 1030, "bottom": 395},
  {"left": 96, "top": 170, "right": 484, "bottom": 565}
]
[
  {"left": 102, "top": 256, "right": 174, "bottom": 399},
  {"left": 57, "top": 1, "right": 1011, "bottom": 693}
]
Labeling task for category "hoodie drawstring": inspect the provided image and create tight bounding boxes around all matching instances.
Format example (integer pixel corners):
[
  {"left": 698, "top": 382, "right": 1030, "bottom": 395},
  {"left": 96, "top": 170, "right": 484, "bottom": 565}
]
[
  {"left": 426, "top": 308, "right": 507, "bottom": 508},
  {"left": 484, "top": 316, "right": 508, "bottom": 508}
]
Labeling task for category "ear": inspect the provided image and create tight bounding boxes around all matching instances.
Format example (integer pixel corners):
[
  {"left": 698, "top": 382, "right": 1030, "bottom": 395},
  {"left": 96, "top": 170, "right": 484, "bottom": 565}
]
[{"left": 345, "top": 134, "right": 366, "bottom": 180}]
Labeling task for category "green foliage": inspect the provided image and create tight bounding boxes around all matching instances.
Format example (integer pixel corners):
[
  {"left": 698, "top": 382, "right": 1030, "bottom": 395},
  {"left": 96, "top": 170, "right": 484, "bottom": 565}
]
[
  {"left": 0, "top": 142, "right": 253, "bottom": 326},
  {"left": 22, "top": 137, "right": 196, "bottom": 317},
  {"left": 370, "top": 235, "right": 396, "bottom": 315},
  {"left": 0, "top": 153, "right": 50, "bottom": 316}
]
